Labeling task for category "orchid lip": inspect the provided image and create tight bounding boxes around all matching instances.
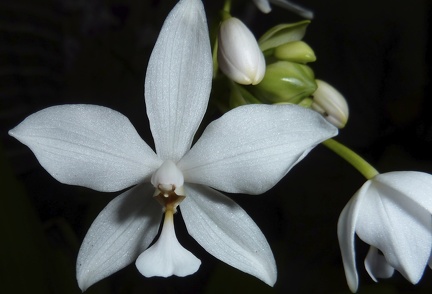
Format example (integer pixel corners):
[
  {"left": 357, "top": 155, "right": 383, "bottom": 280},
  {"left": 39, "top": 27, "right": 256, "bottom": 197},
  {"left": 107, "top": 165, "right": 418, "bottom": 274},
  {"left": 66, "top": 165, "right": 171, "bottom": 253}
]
[{"left": 135, "top": 209, "right": 201, "bottom": 278}]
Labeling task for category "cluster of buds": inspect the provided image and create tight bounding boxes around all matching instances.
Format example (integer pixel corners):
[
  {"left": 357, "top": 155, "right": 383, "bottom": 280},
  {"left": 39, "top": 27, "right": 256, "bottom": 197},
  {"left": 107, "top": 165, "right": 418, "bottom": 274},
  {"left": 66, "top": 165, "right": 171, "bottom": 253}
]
[{"left": 217, "top": 18, "right": 349, "bottom": 128}]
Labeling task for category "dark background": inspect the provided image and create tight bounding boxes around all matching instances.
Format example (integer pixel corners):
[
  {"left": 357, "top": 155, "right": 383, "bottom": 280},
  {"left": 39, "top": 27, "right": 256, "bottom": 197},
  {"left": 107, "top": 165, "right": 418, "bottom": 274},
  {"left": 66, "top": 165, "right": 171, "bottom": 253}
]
[{"left": 1, "top": 0, "right": 431, "bottom": 293}]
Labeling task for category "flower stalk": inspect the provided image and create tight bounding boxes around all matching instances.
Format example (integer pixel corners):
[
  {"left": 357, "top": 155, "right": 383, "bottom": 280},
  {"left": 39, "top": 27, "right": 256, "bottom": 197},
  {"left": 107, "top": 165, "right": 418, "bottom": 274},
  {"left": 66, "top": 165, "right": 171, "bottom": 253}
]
[
  {"left": 222, "top": 0, "right": 232, "bottom": 15},
  {"left": 322, "top": 139, "right": 379, "bottom": 180}
]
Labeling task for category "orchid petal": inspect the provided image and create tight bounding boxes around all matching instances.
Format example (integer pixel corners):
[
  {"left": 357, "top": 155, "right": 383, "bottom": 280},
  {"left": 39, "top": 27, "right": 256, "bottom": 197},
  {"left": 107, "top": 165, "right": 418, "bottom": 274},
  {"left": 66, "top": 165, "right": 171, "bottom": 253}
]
[
  {"left": 356, "top": 179, "right": 432, "bottom": 284},
  {"left": 9, "top": 105, "right": 161, "bottom": 192},
  {"left": 337, "top": 182, "right": 370, "bottom": 293},
  {"left": 145, "top": 0, "right": 212, "bottom": 162},
  {"left": 136, "top": 211, "right": 201, "bottom": 277},
  {"left": 375, "top": 171, "right": 432, "bottom": 214},
  {"left": 364, "top": 246, "right": 395, "bottom": 282},
  {"left": 180, "top": 184, "right": 277, "bottom": 286},
  {"left": 77, "top": 184, "right": 162, "bottom": 291},
  {"left": 178, "top": 104, "right": 337, "bottom": 194}
]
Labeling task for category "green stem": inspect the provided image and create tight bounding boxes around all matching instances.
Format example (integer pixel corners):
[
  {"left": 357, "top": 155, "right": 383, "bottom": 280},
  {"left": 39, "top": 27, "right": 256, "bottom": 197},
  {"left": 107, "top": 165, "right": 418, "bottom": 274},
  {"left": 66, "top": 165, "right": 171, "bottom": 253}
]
[
  {"left": 212, "top": 38, "right": 219, "bottom": 78},
  {"left": 223, "top": 0, "right": 232, "bottom": 13},
  {"left": 322, "top": 139, "right": 379, "bottom": 180},
  {"left": 212, "top": 0, "right": 233, "bottom": 78},
  {"left": 220, "top": 0, "right": 233, "bottom": 21}
]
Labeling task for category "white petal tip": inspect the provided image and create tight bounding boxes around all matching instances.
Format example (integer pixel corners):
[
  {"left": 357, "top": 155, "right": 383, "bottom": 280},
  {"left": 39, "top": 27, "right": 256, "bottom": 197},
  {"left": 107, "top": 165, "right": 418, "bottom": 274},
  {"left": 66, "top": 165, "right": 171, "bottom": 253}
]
[
  {"left": 77, "top": 281, "right": 88, "bottom": 293},
  {"left": 299, "top": 11, "right": 314, "bottom": 20},
  {"left": 252, "top": 0, "right": 272, "bottom": 13},
  {"left": 77, "top": 273, "right": 94, "bottom": 292},
  {"left": 265, "top": 275, "right": 277, "bottom": 287},
  {"left": 364, "top": 246, "right": 395, "bottom": 283},
  {"left": 345, "top": 271, "right": 359, "bottom": 293},
  {"left": 348, "top": 283, "right": 358, "bottom": 293}
]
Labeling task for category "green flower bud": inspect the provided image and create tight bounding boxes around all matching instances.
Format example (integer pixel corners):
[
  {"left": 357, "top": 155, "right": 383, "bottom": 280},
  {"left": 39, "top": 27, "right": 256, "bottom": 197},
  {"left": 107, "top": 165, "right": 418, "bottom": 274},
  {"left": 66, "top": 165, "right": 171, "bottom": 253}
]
[
  {"left": 311, "top": 80, "right": 349, "bottom": 128},
  {"left": 251, "top": 61, "right": 316, "bottom": 104},
  {"left": 274, "top": 41, "right": 316, "bottom": 63},
  {"left": 258, "top": 20, "right": 310, "bottom": 52}
]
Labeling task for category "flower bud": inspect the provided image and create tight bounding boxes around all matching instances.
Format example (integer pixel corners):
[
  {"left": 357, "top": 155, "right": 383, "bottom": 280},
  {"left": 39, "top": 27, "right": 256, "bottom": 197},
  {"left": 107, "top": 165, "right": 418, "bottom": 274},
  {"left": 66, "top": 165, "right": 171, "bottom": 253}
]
[
  {"left": 258, "top": 20, "right": 310, "bottom": 52},
  {"left": 311, "top": 80, "right": 349, "bottom": 128},
  {"left": 274, "top": 41, "right": 316, "bottom": 63},
  {"left": 252, "top": 61, "right": 316, "bottom": 104},
  {"left": 218, "top": 17, "right": 266, "bottom": 85}
]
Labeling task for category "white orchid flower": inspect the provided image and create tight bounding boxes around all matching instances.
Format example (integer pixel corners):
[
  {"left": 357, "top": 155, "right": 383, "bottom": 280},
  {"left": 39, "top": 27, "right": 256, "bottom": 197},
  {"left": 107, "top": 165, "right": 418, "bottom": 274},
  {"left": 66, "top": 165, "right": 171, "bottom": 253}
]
[
  {"left": 338, "top": 171, "right": 432, "bottom": 292},
  {"left": 9, "top": 0, "right": 337, "bottom": 291},
  {"left": 252, "top": 0, "right": 313, "bottom": 19}
]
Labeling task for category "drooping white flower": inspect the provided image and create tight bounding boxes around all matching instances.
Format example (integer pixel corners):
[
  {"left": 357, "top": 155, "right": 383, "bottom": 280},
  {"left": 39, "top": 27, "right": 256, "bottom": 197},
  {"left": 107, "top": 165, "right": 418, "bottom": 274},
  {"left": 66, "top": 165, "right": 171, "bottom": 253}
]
[
  {"left": 9, "top": 0, "right": 337, "bottom": 291},
  {"left": 218, "top": 17, "right": 266, "bottom": 85},
  {"left": 252, "top": 0, "right": 313, "bottom": 19},
  {"left": 338, "top": 171, "right": 432, "bottom": 292}
]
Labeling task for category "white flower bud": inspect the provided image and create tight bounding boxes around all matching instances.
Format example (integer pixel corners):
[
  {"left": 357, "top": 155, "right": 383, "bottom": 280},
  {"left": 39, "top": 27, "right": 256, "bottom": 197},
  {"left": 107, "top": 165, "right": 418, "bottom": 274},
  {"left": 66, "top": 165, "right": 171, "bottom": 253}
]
[
  {"left": 218, "top": 17, "right": 266, "bottom": 85},
  {"left": 311, "top": 80, "right": 349, "bottom": 128}
]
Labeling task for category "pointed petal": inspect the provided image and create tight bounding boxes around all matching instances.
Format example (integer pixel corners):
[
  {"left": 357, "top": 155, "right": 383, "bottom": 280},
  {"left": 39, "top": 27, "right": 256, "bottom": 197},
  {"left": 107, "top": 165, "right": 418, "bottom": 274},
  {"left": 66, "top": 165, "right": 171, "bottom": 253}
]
[
  {"left": 136, "top": 211, "right": 201, "bottom": 277},
  {"left": 337, "top": 182, "right": 370, "bottom": 293},
  {"left": 364, "top": 246, "right": 395, "bottom": 282},
  {"left": 269, "top": 0, "right": 314, "bottom": 19},
  {"left": 77, "top": 184, "right": 162, "bottom": 291},
  {"left": 145, "top": 0, "right": 212, "bottom": 162},
  {"left": 180, "top": 184, "right": 277, "bottom": 286},
  {"left": 178, "top": 104, "right": 337, "bottom": 194},
  {"left": 375, "top": 171, "right": 432, "bottom": 213},
  {"left": 9, "top": 105, "right": 161, "bottom": 192},
  {"left": 356, "top": 178, "right": 432, "bottom": 284},
  {"left": 252, "top": 0, "right": 272, "bottom": 13}
]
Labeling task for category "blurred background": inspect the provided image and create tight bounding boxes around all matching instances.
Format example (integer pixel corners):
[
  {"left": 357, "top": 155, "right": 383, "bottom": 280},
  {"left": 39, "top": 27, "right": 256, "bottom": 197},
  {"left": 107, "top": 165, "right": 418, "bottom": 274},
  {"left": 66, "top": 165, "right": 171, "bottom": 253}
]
[{"left": 1, "top": 0, "right": 431, "bottom": 293}]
